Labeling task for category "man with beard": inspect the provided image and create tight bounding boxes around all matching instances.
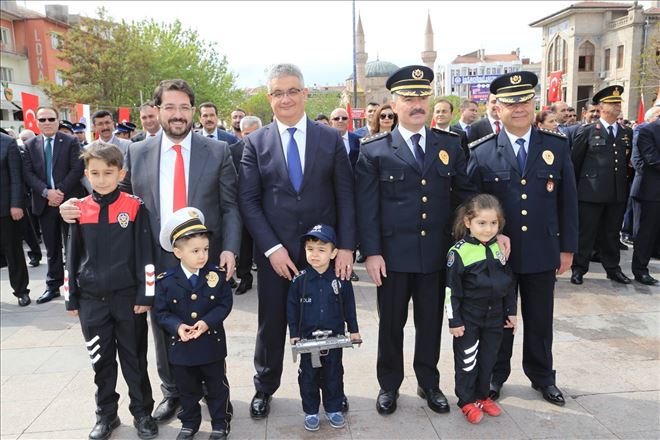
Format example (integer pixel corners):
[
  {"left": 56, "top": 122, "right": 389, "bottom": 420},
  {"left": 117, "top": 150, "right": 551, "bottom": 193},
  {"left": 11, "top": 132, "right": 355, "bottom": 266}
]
[
  {"left": 92, "top": 110, "right": 131, "bottom": 155},
  {"left": 59, "top": 79, "right": 241, "bottom": 425},
  {"left": 229, "top": 108, "right": 246, "bottom": 139}
]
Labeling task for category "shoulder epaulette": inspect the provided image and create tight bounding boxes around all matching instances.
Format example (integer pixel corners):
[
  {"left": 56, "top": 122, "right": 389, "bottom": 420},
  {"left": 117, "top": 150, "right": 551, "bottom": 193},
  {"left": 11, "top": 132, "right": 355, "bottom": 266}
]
[
  {"left": 292, "top": 269, "right": 307, "bottom": 283},
  {"left": 156, "top": 268, "right": 175, "bottom": 280},
  {"left": 452, "top": 239, "right": 467, "bottom": 250},
  {"left": 360, "top": 131, "right": 390, "bottom": 145},
  {"left": 126, "top": 193, "right": 144, "bottom": 204},
  {"left": 538, "top": 127, "right": 567, "bottom": 138},
  {"left": 468, "top": 132, "right": 496, "bottom": 149},
  {"left": 431, "top": 127, "right": 459, "bottom": 137}
]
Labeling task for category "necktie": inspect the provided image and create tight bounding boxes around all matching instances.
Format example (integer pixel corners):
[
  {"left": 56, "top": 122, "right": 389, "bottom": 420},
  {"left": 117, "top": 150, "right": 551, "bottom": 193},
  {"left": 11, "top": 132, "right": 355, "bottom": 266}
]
[
  {"left": 607, "top": 126, "right": 615, "bottom": 142},
  {"left": 172, "top": 144, "right": 186, "bottom": 211},
  {"left": 189, "top": 274, "right": 198, "bottom": 289},
  {"left": 44, "top": 137, "right": 53, "bottom": 189},
  {"left": 286, "top": 127, "right": 303, "bottom": 192},
  {"left": 465, "top": 124, "right": 471, "bottom": 137},
  {"left": 207, "top": 134, "right": 214, "bottom": 138},
  {"left": 494, "top": 121, "right": 501, "bottom": 134},
  {"left": 516, "top": 138, "right": 527, "bottom": 173},
  {"left": 411, "top": 133, "right": 424, "bottom": 170}
]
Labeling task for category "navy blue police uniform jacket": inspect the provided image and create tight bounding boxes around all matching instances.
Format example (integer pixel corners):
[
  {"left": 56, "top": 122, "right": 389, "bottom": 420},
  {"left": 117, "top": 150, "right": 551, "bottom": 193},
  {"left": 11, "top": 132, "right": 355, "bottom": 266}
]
[
  {"left": 286, "top": 266, "right": 359, "bottom": 340},
  {"left": 467, "top": 128, "right": 578, "bottom": 274},
  {"left": 355, "top": 127, "right": 477, "bottom": 274},
  {"left": 154, "top": 263, "right": 233, "bottom": 366}
]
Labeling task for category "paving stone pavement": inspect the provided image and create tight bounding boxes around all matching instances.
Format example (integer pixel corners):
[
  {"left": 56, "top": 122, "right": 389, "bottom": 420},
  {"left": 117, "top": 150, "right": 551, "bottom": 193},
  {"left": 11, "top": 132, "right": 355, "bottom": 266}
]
[{"left": 1, "top": 246, "right": 658, "bottom": 439}]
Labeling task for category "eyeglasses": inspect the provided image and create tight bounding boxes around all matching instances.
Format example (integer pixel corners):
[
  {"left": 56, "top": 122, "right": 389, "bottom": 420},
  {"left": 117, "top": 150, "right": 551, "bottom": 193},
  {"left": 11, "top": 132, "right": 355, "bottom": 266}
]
[
  {"left": 38, "top": 117, "right": 57, "bottom": 123},
  {"left": 160, "top": 105, "right": 193, "bottom": 113},
  {"left": 332, "top": 116, "right": 348, "bottom": 121},
  {"left": 269, "top": 88, "right": 302, "bottom": 100},
  {"left": 380, "top": 113, "right": 395, "bottom": 120}
]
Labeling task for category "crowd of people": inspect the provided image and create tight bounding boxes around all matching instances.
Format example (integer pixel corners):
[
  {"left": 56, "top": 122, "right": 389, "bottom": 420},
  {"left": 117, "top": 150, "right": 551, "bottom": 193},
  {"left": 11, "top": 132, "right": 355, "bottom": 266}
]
[{"left": 1, "top": 61, "right": 659, "bottom": 440}]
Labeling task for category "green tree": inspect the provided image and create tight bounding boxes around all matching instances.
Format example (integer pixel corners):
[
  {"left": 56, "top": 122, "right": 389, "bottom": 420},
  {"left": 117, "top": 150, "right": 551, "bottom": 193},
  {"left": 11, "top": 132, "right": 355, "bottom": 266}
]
[
  {"left": 305, "top": 91, "right": 342, "bottom": 119},
  {"left": 239, "top": 88, "right": 272, "bottom": 124}
]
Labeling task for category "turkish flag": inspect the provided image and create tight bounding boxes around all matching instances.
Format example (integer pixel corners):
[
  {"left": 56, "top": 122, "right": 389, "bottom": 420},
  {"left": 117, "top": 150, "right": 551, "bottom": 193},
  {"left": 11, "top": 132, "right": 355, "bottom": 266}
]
[
  {"left": 637, "top": 93, "right": 645, "bottom": 124},
  {"left": 21, "top": 92, "right": 40, "bottom": 134},
  {"left": 548, "top": 71, "right": 562, "bottom": 103},
  {"left": 118, "top": 107, "right": 130, "bottom": 123},
  {"left": 346, "top": 103, "right": 354, "bottom": 132}
]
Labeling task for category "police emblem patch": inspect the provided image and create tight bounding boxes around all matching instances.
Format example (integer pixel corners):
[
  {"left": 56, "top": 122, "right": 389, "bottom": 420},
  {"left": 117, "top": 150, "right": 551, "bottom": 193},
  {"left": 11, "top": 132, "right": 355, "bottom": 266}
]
[
  {"left": 206, "top": 271, "right": 219, "bottom": 288},
  {"left": 546, "top": 180, "right": 555, "bottom": 192},
  {"left": 412, "top": 69, "right": 424, "bottom": 79},
  {"left": 439, "top": 150, "right": 449, "bottom": 165},
  {"left": 332, "top": 279, "right": 340, "bottom": 295},
  {"left": 495, "top": 250, "right": 506, "bottom": 265},
  {"left": 117, "top": 212, "right": 129, "bottom": 228},
  {"left": 447, "top": 251, "right": 455, "bottom": 267},
  {"left": 510, "top": 74, "right": 522, "bottom": 85},
  {"left": 542, "top": 150, "right": 554, "bottom": 165}
]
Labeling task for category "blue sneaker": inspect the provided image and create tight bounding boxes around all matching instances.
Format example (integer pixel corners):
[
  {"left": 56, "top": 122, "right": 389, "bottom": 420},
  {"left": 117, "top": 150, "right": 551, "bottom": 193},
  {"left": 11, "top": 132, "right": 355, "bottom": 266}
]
[
  {"left": 304, "top": 414, "right": 320, "bottom": 431},
  {"left": 326, "top": 411, "right": 345, "bottom": 428}
]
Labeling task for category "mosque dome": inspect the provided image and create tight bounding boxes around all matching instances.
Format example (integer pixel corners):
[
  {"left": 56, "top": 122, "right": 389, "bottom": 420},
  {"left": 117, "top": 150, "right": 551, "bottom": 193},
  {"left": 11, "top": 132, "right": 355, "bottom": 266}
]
[{"left": 365, "top": 60, "right": 399, "bottom": 78}]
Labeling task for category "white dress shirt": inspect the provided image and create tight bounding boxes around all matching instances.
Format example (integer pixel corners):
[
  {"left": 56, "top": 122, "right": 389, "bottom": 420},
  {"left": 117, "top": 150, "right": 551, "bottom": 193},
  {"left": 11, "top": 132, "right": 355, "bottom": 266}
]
[
  {"left": 397, "top": 124, "right": 427, "bottom": 156},
  {"left": 181, "top": 263, "right": 200, "bottom": 279},
  {"left": 599, "top": 118, "right": 618, "bottom": 138},
  {"left": 504, "top": 127, "right": 531, "bottom": 156},
  {"left": 488, "top": 115, "right": 502, "bottom": 134},
  {"left": 159, "top": 131, "right": 193, "bottom": 229},
  {"left": 202, "top": 128, "right": 217, "bottom": 139},
  {"left": 341, "top": 133, "right": 350, "bottom": 155}
]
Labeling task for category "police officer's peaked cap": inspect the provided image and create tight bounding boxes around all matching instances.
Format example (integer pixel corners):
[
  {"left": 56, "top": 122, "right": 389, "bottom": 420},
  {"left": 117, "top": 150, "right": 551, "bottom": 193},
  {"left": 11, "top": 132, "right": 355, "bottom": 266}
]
[
  {"left": 592, "top": 85, "right": 624, "bottom": 104},
  {"left": 115, "top": 123, "right": 130, "bottom": 134},
  {"left": 301, "top": 224, "right": 337, "bottom": 247},
  {"left": 72, "top": 122, "right": 86, "bottom": 133},
  {"left": 59, "top": 120, "right": 74, "bottom": 131},
  {"left": 490, "top": 71, "right": 538, "bottom": 104},
  {"left": 160, "top": 207, "right": 210, "bottom": 252},
  {"left": 123, "top": 121, "right": 137, "bottom": 130},
  {"left": 386, "top": 65, "right": 434, "bottom": 97}
]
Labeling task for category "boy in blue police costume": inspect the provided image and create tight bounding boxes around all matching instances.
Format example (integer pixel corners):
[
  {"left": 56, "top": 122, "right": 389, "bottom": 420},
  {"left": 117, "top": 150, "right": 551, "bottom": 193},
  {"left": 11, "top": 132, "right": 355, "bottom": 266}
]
[
  {"left": 154, "top": 207, "right": 233, "bottom": 440},
  {"left": 287, "top": 224, "right": 360, "bottom": 431}
]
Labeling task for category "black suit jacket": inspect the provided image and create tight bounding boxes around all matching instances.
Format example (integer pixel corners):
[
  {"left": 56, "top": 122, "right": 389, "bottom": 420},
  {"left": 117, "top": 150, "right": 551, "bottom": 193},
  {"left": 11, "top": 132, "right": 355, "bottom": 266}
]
[
  {"left": 0, "top": 133, "right": 24, "bottom": 216},
  {"left": 347, "top": 131, "right": 360, "bottom": 169},
  {"left": 467, "top": 117, "right": 494, "bottom": 144},
  {"left": 22, "top": 132, "right": 84, "bottom": 216},
  {"left": 447, "top": 127, "right": 469, "bottom": 160},
  {"left": 238, "top": 118, "right": 356, "bottom": 262},
  {"left": 630, "top": 120, "right": 660, "bottom": 201}
]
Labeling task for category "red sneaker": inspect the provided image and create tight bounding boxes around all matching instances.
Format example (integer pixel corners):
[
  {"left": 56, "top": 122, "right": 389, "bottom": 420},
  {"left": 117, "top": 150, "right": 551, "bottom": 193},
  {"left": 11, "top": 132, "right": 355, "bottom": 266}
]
[
  {"left": 477, "top": 398, "right": 502, "bottom": 416},
  {"left": 461, "top": 403, "right": 483, "bottom": 424}
]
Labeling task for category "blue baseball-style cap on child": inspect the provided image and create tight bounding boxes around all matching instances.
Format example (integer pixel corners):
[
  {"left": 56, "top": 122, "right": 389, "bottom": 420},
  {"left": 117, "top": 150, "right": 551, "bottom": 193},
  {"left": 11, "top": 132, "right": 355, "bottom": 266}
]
[{"left": 302, "top": 224, "right": 337, "bottom": 247}]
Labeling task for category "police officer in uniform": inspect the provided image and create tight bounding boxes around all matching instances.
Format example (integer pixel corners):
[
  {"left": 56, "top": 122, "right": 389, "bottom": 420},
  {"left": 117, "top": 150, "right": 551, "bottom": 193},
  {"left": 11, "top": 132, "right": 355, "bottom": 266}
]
[
  {"left": 570, "top": 86, "right": 633, "bottom": 285},
  {"left": 467, "top": 71, "right": 578, "bottom": 406},
  {"left": 355, "top": 65, "right": 478, "bottom": 415}
]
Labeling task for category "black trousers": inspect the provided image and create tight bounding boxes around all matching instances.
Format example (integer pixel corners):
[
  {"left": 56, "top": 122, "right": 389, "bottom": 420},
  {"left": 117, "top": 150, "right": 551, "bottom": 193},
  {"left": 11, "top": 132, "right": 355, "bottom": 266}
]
[
  {"left": 453, "top": 323, "right": 502, "bottom": 408},
  {"left": 298, "top": 348, "right": 344, "bottom": 414},
  {"left": 376, "top": 270, "right": 443, "bottom": 392},
  {"left": 172, "top": 360, "right": 231, "bottom": 431},
  {"left": 0, "top": 215, "right": 29, "bottom": 296},
  {"left": 492, "top": 270, "right": 556, "bottom": 387},
  {"left": 632, "top": 200, "right": 660, "bottom": 277},
  {"left": 621, "top": 195, "right": 638, "bottom": 237},
  {"left": 37, "top": 206, "right": 66, "bottom": 290},
  {"left": 20, "top": 208, "right": 41, "bottom": 261},
  {"left": 572, "top": 201, "right": 626, "bottom": 274},
  {"left": 78, "top": 291, "right": 154, "bottom": 421},
  {"left": 236, "top": 226, "right": 254, "bottom": 280}
]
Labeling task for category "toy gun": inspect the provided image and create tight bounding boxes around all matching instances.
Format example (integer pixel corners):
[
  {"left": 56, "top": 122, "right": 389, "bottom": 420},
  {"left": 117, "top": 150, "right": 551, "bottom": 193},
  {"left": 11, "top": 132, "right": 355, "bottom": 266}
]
[{"left": 292, "top": 330, "right": 362, "bottom": 368}]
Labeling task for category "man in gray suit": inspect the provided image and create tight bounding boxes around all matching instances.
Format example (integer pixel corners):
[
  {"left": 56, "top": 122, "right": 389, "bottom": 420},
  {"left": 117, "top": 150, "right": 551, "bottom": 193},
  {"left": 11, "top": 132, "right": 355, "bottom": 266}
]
[
  {"left": 60, "top": 79, "right": 241, "bottom": 423},
  {"left": 92, "top": 110, "right": 132, "bottom": 155}
]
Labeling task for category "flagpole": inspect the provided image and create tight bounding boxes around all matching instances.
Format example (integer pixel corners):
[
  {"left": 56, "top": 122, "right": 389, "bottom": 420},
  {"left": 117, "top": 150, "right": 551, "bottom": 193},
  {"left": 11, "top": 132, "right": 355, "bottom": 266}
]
[{"left": 352, "top": 0, "right": 358, "bottom": 109}]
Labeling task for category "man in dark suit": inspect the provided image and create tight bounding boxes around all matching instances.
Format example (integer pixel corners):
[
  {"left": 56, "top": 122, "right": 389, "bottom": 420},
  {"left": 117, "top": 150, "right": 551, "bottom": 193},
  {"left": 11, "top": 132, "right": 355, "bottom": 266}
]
[
  {"left": 451, "top": 99, "right": 478, "bottom": 138},
  {"left": 60, "top": 79, "right": 241, "bottom": 424},
  {"left": 198, "top": 102, "right": 240, "bottom": 145},
  {"left": 630, "top": 117, "right": 660, "bottom": 285},
  {"left": 433, "top": 99, "right": 469, "bottom": 160},
  {"left": 356, "top": 66, "right": 478, "bottom": 416},
  {"left": 354, "top": 102, "right": 379, "bottom": 138},
  {"left": 468, "top": 71, "right": 578, "bottom": 407},
  {"left": 0, "top": 132, "right": 31, "bottom": 306},
  {"left": 132, "top": 101, "right": 162, "bottom": 142},
  {"left": 238, "top": 63, "right": 356, "bottom": 419},
  {"left": 329, "top": 108, "right": 361, "bottom": 170},
  {"left": 23, "top": 106, "right": 84, "bottom": 304},
  {"left": 570, "top": 86, "right": 633, "bottom": 285},
  {"left": 468, "top": 94, "right": 501, "bottom": 143}
]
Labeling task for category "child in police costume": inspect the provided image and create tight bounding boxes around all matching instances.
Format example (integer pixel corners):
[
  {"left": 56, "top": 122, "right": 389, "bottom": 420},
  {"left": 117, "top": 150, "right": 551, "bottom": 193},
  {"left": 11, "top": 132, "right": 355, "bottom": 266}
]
[
  {"left": 446, "top": 194, "right": 517, "bottom": 424},
  {"left": 286, "top": 224, "right": 361, "bottom": 432},
  {"left": 154, "top": 207, "right": 233, "bottom": 440},
  {"left": 65, "top": 142, "right": 157, "bottom": 440}
]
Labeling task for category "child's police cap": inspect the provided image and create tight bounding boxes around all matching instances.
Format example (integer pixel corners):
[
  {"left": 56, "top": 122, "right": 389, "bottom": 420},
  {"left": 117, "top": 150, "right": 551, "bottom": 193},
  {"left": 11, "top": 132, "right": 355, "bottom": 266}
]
[
  {"left": 301, "top": 224, "right": 337, "bottom": 246},
  {"left": 159, "top": 207, "right": 209, "bottom": 252}
]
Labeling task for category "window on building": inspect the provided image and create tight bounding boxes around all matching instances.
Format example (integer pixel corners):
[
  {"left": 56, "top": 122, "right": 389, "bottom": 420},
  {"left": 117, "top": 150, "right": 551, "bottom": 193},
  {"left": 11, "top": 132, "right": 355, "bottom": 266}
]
[
  {"left": 547, "top": 36, "right": 566, "bottom": 72},
  {"left": 578, "top": 41, "right": 595, "bottom": 72},
  {"left": 54, "top": 70, "right": 65, "bottom": 85},
  {"left": 0, "top": 27, "right": 12, "bottom": 51},
  {"left": 604, "top": 48, "right": 611, "bottom": 71},
  {"left": 616, "top": 45, "right": 624, "bottom": 69},
  {"left": 0, "top": 67, "right": 14, "bottom": 82},
  {"left": 562, "top": 40, "right": 568, "bottom": 72},
  {"left": 51, "top": 32, "right": 61, "bottom": 50}
]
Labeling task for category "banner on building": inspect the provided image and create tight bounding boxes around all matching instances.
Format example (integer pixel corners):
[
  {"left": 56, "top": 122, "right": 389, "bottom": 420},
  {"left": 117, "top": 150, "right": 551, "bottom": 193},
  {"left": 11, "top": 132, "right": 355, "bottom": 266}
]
[
  {"left": 548, "top": 71, "right": 562, "bottom": 103},
  {"left": 469, "top": 84, "right": 490, "bottom": 103},
  {"left": 75, "top": 103, "right": 91, "bottom": 143},
  {"left": 21, "top": 92, "right": 40, "bottom": 134}
]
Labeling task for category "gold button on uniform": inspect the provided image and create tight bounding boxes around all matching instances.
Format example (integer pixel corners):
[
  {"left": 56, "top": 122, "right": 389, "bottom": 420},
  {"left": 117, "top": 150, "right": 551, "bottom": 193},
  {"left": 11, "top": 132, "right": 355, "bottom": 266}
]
[
  {"left": 495, "top": 177, "right": 499, "bottom": 182},
  {"left": 422, "top": 196, "right": 428, "bottom": 203},
  {"left": 421, "top": 230, "right": 426, "bottom": 236},
  {"left": 521, "top": 226, "right": 528, "bottom": 232},
  {"left": 522, "top": 210, "right": 528, "bottom": 216},
  {"left": 389, "top": 175, "right": 394, "bottom": 180},
  {"left": 549, "top": 174, "right": 553, "bottom": 179},
  {"left": 191, "top": 312, "right": 198, "bottom": 319},
  {"left": 210, "top": 295, "right": 215, "bottom": 300},
  {"left": 191, "top": 294, "right": 198, "bottom": 300},
  {"left": 421, "top": 213, "right": 427, "bottom": 220},
  {"left": 421, "top": 179, "right": 427, "bottom": 186},
  {"left": 172, "top": 299, "right": 177, "bottom": 304},
  {"left": 521, "top": 179, "right": 527, "bottom": 185},
  {"left": 522, "top": 194, "right": 528, "bottom": 200}
]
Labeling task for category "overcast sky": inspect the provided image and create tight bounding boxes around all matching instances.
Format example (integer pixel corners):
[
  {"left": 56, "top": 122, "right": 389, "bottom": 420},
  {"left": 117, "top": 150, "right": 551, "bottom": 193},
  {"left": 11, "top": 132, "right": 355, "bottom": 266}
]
[{"left": 26, "top": 1, "right": 651, "bottom": 88}]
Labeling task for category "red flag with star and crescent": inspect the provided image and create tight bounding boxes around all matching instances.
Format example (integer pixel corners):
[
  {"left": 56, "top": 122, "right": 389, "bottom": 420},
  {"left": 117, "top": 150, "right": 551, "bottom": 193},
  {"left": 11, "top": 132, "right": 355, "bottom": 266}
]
[
  {"left": 548, "top": 71, "right": 562, "bottom": 103},
  {"left": 21, "top": 92, "right": 40, "bottom": 134}
]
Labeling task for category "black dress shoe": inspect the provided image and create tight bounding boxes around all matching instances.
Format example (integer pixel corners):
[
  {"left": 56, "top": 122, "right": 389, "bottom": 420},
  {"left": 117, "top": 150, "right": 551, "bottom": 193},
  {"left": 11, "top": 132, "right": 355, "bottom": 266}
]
[
  {"left": 235, "top": 274, "right": 253, "bottom": 295},
  {"left": 341, "top": 395, "right": 349, "bottom": 413},
  {"left": 89, "top": 416, "right": 120, "bottom": 440},
  {"left": 36, "top": 289, "right": 60, "bottom": 304},
  {"left": 488, "top": 382, "right": 502, "bottom": 401},
  {"left": 152, "top": 397, "right": 181, "bottom": 422},
  {"left": 350, "top": 272, "right": 360, "bottom": 282},
  {"left": 355, "top": 252, "right": 366, "bottom": 263},
  {"left": 570, "top": 272, "right": 584, "bottom": 285},
  {"left": 29, "top": 257, "right": 40, "bottom": 267},
  {"left": 607, "top": 270, "right": 632, "bottom": 285},
  {"left": 376, "top": 389, "right": 399, "bottom": 415},
  {"left": 229, "top": 277, "right": 238, "bottom": 288},
  {"left": 250, "top": 391, "right": 271, "bottom": 419},
  {"left": 133, "top": 415, "right": 158, "bottom": 439},
  {"left": 209, "top": 428, "right": 230, "bottom": 440},
  {"left": 176, "top": 427, "right": 197, "bottom": 440},
  {"left": 17, "top": 293, "right": 31, "bottom": 307},
  {"left": 635, "top": 274, "right": 659, "bottom": 285},
  {"left": 417, "top": 386, "right": 449, "bottom": 413},
  {"left": 532, "top": 384, "right": 565, "bottom": 406}
]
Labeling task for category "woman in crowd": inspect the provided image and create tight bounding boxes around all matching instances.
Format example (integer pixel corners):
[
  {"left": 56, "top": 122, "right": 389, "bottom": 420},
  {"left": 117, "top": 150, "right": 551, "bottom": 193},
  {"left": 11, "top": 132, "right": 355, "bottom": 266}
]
[
  {"left": 369, "top": 104, "right": 398, "bottom": 134},
  {"left": 535, "top": 110, "right": 559, "bottom": 132}
]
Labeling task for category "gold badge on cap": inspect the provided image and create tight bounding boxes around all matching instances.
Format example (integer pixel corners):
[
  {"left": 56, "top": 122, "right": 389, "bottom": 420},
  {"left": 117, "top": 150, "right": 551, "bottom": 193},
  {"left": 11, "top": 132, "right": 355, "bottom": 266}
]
[
  {"left": 542, "top": 150, "right": 554, "bottom": 165},
  {"left": 613, "top": 87, "right": 621, "bottom": 97},
  {"left": 189, "top": 210, "right": 199, "bottom": 218},
  {"left": 439, "top": 150, "right": 449, "bottom": 165},
  {"left": 412, "top": 69, "right": 424, "bottom": 79},
  {"left": 510, "top": 75, "right": 522, "bottom": 85},
  {"left": 206, "top": 271, "right": 219, "bottom": 288}
]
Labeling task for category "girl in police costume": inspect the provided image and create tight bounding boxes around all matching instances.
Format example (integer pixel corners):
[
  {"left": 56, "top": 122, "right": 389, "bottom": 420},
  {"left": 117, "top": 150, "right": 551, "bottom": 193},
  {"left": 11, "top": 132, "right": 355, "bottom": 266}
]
[{"left": 445, "top": 194, "right": 517, "bottom": 424}]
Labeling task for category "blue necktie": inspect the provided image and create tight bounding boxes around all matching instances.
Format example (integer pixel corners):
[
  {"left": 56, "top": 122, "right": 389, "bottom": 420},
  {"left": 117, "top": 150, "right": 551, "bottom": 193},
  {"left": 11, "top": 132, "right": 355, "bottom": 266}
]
[
  {"left": 464, "top": 125, "right": 471, "bottom": 137},
  {"left": 516, "top": 138, "right": 527, "bottom": 173},
  {"left": 44, "top": 137, "right": 53, "bottom": 189},
  {"left": 411, "top": 133, "right": 424, "bottom": 170},
  {"left": 286, "top": 127, "right": 303, "bottom": 192},
  {"left": 607, "top": 125, "right": 615, "bottom": 142},
  {"left": 189, "top": 274, "right": 198, "bottom": 289}
]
